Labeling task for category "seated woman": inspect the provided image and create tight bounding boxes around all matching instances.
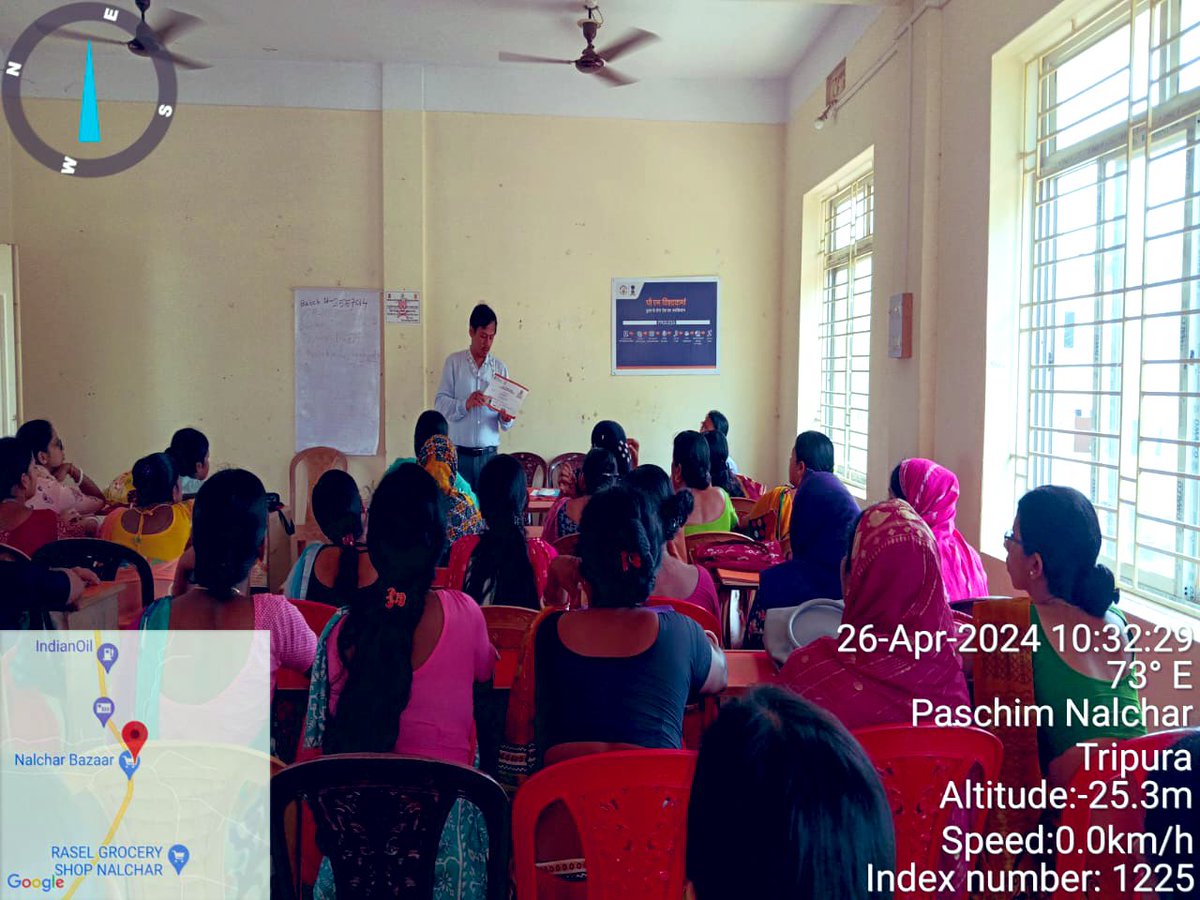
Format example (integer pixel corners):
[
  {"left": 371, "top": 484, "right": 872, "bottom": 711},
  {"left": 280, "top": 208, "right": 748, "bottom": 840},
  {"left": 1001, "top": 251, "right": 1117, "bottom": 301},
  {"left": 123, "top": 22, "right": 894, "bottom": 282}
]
[
  {"left": 744, "top": 431, "right": 833, "bottom": 544},
  {"left": 625, "top": 464, "right": 720, "bottom": 621},
  {"left": 447, "top": 454, "right": 556, "bottom": 609},
  {"left": 387, "top": 409, "right": 477, "bottom": 506},
  {"left": 0, "top": 437, "right": 60, "bottom": 557},
  {"left": 283, "top": 470, "right": 372, "bottom": 606},
  {"left": 541, "top": 448, "right": 618, "bottom": 546},
  {"left": 743, "top": 465, "right": 861, "bottom": 649},
  {"left": 703, "top": 429, "right": 744, "bottom": 499},
  {"left": 100, "top": 453, "right": 192, "bottom": 564},
  {"left": 890, "top": 458, "right": 988, "bottom": 602},
  {"left": 167, "top": 427, "right": 211, "bottom": 496},
  {"left": 978, "top": 486, "right": 1144, "bottom": 787},
  {"left": 418, "top": 434, "right": 484, "bottom": 553},
  {"left": 674, "top": 431, "right": 737, "bottom": 536},
  {"left": 106, "top": 427, "right": 211, "bottom": 505},
  {"left": 779, "top": 499, "right": 969, "bottom": 730},
  {"left": 300, "top": 463, "right": 497, "bottom": 900},
  {"left": 529, "top": 484, "right": 727, "bottom": 890},
  {"left": 590, "top": 420, "right": 633, "bottom": 476},
  {"left": 536, "top": 483, "right": 727, "bottom": 759},
  {"left": 687, "top": 686, "right": 895, "bottom": 900},
  {"left": 16, "top": 419, "right": 104, "bottom": 536},
  {"left": 142, "top": 469, "right": 317, "bottom": 697},
  {"left": 700, "top": 409, "right": 739, "bottom": 473}
]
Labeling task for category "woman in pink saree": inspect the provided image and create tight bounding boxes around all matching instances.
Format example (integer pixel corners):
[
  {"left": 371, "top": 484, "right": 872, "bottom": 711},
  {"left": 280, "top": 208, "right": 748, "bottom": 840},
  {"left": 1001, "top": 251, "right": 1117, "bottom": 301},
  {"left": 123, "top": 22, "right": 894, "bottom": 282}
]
[
  {"left": 780, "top": 499, "right": 969, "bottom": 730},
  {"left": 890, "top": 458, "right": 989, "bottom": 602}
]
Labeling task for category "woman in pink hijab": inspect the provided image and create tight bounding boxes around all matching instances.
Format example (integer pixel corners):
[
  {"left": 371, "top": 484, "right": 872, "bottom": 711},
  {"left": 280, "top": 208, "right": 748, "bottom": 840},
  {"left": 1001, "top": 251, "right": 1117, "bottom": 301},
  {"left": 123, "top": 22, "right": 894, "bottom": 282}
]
[
  {"left": 780, "top": 499, "right": 969, "bottom": 730},
  {"left": 890, "top": 457, "right": 989, "bottom": 601}
]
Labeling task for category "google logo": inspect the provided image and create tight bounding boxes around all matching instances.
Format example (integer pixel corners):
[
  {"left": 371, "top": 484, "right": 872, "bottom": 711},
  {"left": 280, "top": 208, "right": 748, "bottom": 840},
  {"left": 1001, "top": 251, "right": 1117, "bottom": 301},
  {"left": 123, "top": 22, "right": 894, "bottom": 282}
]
[{"left": 6, "top": 873, "right": 64, "bottom": 892}]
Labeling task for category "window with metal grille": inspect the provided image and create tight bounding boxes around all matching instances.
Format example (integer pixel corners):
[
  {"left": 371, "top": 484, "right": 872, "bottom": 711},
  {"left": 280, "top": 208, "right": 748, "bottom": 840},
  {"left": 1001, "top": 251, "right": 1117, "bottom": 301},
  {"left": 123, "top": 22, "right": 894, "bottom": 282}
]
[
  {"left": 818, "top": 173, "right": 873, "bottom": 491},
  {"left": 1020, "top": 0, "right": 1200, "bottom": 613}
]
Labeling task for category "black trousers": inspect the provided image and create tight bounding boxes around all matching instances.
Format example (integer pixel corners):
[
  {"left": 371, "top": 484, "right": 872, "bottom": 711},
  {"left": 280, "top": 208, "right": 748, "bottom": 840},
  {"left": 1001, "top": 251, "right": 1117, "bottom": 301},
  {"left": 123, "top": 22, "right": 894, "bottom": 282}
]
[{"left": 456, "top": 446, "right": 496, "bottom": 492}]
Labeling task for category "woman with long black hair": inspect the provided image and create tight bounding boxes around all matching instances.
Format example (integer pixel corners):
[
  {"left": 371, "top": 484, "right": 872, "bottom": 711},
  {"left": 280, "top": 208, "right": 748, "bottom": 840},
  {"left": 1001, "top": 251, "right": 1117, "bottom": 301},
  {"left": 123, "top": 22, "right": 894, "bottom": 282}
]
[
  {"left": 141, "top": 469, "right": 316, "bottom": 696},
  {"left": 300, "top": 463, "right": 497, "bottom": 899},
  {"left": 448, "top": 454, "right": 556, "bottom": 609},
  {"left": 282, "top": 470, "right": 372, "bottom": 605}
]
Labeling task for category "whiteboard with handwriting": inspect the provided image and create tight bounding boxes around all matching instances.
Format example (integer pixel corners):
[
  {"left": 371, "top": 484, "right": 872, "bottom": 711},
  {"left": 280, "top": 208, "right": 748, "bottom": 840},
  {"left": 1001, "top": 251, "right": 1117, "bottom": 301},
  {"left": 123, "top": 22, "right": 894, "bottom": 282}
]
[{"left": 294, "top": 288, "right": 381, "bottom": 455}]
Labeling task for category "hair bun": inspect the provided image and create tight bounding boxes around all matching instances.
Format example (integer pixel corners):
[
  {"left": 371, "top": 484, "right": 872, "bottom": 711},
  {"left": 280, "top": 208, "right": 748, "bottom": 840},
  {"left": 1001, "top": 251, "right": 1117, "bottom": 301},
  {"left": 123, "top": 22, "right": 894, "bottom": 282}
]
[
  {"left": 1073, "top": 563, "right": 1118, "bottom": 617},
  {"left": 662, "top": 489, "right": 694, "bottom": 537}
]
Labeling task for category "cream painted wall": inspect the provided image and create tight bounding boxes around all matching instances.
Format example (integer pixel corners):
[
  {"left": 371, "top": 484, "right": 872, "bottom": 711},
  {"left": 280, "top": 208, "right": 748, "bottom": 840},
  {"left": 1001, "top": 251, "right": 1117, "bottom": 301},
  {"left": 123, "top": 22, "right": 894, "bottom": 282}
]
[
  {"left": 780, "top": 0, "right": 1198, "bottom": 713},
  {"left": 424, "top": 112, "right": 784, "bottom": 477},
  {"left": 778, "top": 0, "right": 1065, "bottom": 535},
  {"left": 10, "top": 101, "right": 382, "bottom": 495},
  {"left": 5, "top": 101, "right": 783, "bottom": 498}
]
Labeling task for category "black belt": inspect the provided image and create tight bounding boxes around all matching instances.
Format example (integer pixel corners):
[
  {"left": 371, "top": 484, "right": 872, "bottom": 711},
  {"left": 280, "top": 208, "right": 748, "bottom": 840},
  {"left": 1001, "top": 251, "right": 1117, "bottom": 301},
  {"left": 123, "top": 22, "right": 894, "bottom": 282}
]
[{"left": 456, "top": 446, "right": 497, "bottom": 457}]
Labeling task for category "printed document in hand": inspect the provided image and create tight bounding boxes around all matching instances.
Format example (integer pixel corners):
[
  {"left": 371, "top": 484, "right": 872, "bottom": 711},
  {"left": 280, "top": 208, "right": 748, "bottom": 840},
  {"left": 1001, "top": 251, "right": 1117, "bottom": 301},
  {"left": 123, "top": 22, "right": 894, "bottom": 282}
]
[{"left": 483, "top": 374, "right": 529, "bottom": 418}]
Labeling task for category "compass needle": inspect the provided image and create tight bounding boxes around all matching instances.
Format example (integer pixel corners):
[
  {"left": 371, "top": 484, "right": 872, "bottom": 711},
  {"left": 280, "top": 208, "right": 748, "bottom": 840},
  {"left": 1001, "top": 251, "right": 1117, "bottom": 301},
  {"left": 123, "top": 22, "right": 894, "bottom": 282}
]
[
  {"left": 78, "top": 41, "right": 101, "bottom": 144},
  {"left": 5, "top": 4, "right": 180, "bottom": 176}
]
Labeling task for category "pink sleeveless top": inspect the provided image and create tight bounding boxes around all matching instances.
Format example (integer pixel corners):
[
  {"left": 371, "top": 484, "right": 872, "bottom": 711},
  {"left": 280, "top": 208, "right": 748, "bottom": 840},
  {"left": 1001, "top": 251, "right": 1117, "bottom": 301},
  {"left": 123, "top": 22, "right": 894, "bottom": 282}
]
[
  {"left": 325, "top": 589, "right": 497, "bottom": 764},
  {"left": 680, "top": 564, "right": 720, "bottom": 620}
]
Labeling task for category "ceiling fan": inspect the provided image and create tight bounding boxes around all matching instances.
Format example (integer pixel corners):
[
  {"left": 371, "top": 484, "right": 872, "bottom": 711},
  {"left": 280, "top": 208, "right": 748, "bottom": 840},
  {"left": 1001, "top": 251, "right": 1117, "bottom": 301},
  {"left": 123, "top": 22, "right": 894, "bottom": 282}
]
[
  {"left": 39, "top": 0, "right": 211, "bottom": 70},
  {"left": 499, "top": 2, "right": 659, "bottom": 87}
]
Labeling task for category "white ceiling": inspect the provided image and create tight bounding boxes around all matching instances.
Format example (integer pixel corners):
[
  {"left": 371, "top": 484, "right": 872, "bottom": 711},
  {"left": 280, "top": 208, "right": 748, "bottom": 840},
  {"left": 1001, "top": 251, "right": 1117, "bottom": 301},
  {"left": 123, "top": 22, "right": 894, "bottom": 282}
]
[{"left": 1, "top": 0, "right": 896, "bottom": 80}]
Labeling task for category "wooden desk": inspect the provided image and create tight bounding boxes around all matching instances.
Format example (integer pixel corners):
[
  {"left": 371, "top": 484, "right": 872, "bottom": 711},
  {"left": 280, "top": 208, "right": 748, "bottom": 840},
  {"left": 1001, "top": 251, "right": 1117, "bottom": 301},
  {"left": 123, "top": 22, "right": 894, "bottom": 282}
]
[
  {"left": 723, "top": 650, "right": 778, "bottom": 696},
  {"left": 714, "top": 569, "right": 761, "bottom": 589},
  {"left": 527, "top": 497, "right": 557, "bottom": 515},
  {"left": 49, "top": 582, "right": 122, "bottom": 631}
]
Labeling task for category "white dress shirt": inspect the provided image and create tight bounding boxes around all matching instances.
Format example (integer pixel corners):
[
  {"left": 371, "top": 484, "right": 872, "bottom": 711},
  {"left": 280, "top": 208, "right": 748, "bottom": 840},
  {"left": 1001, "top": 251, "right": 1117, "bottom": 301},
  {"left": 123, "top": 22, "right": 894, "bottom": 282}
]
[{"left": 434, "top": 349, "right": 514, "bottom": 449}]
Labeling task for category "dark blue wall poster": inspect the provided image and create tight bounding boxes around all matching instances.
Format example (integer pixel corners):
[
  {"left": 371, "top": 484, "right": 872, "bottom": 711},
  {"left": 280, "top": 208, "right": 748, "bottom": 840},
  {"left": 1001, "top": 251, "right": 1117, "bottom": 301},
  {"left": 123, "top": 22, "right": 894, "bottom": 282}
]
[{"left": 612, "top": 277, "right": 719, "bottom": 375}]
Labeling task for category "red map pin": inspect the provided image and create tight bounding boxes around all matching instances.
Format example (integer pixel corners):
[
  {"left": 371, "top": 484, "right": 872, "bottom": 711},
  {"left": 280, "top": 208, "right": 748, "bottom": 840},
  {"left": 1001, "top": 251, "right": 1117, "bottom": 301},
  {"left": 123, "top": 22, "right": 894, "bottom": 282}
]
[{"left": 122, "top": 721, "right": 148, "bottom": 762}]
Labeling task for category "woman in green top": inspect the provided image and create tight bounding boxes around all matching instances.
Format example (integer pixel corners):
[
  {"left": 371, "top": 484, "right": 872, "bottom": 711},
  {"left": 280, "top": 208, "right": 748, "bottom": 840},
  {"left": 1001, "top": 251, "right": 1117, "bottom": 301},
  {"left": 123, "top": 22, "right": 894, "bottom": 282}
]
[
  {"left": 972, "top": 486, "right": 1144, "bottom": 884},
  {"left": 1002, "top": 485, "right": 1144, "bottom": 782},
  {"left": 673, "top": 431, "right": 737, "bottom": 537}
]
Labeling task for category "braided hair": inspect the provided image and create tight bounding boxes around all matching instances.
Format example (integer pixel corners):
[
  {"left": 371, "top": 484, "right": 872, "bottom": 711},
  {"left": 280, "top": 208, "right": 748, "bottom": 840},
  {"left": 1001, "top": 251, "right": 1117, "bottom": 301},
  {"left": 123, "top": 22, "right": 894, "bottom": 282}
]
[{"left": 323, "top": 464, "right": 445, "bottom": 753}]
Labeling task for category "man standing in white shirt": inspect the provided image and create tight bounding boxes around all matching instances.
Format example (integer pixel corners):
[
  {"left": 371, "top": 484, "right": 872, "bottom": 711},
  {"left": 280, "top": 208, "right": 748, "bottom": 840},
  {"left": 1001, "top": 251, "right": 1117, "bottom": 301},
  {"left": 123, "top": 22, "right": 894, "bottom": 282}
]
[{"left": 434, "top": 303, "right": 515, "bottom": 490}]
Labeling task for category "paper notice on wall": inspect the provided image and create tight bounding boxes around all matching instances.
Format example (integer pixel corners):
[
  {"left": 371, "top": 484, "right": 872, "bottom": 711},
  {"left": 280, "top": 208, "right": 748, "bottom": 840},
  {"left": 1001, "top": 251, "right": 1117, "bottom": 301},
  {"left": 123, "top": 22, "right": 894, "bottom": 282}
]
[
  {"left": 295, "top": 288, "right": 381, "bottom": 455},
  {"left": 385, "top": 290, "right": 421, "bottom": 324}
]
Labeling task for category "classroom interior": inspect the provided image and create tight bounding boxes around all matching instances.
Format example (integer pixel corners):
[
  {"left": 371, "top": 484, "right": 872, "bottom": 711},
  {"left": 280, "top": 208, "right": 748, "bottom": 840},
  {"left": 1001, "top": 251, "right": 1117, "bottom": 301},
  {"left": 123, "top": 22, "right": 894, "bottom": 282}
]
[{"left": 2, "top": 0, "right": 1197, "bottom": 678}]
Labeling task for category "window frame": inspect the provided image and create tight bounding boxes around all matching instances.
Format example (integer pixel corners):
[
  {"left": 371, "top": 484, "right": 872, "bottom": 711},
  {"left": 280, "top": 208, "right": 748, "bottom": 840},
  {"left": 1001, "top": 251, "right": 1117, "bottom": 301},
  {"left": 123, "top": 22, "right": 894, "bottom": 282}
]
[
  {"left": 815, "top": 171, "right": 874, "bottom": 494},
  {"left": 1017, "top": 0, "right": 1200, "bottom": 617}
]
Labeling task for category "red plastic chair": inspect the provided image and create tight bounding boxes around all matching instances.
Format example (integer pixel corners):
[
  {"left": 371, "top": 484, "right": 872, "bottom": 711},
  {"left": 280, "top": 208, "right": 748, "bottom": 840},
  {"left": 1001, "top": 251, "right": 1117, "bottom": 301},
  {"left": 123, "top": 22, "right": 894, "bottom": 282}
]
[
  {"left": 648, "top": 596, "right": 721, "bottom": 638},
  {"left": 482, "top": 605, "right": 537, "bottom": 690},
  {"left": 1054, "top": 729, "right": 1196, "bottom": 900},
  {"left": 272, "top": 753, "right": 510, "bottom": 900},
  {"left": 276, "top": 599, "right": 335, "bottom": 692},
  {"left": 512, "top": 749, "right": 697, "bottom": 900},
  {"left": 510, "top": 452, "right": 549, "bottom": 489},
  {"left": 854, "top": 725, "right": 1003, "bottom": 900}
]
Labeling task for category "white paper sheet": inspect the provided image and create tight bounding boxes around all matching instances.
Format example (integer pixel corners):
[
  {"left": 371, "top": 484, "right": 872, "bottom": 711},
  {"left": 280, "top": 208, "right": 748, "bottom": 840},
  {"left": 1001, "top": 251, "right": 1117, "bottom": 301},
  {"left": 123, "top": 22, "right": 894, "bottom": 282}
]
[{"left": 295, "top": 288, "right": 381, "bottom": 455}]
